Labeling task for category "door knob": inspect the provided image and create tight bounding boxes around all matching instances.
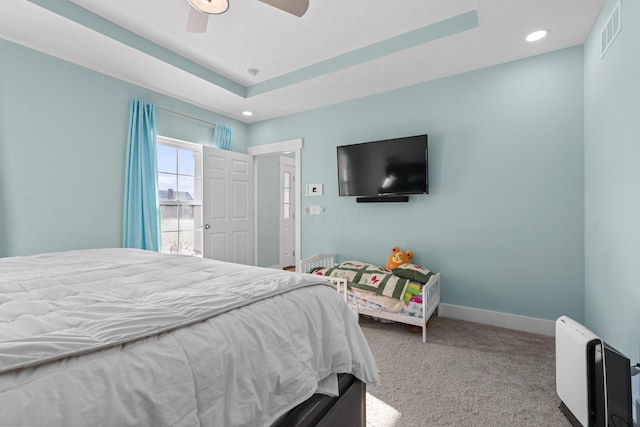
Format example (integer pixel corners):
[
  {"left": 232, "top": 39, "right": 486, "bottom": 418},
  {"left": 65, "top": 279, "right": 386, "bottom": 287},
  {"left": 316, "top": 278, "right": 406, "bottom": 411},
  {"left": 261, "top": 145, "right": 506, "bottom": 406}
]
[{"left": 204, "top": 224, "right": 211, "bottom": 229}]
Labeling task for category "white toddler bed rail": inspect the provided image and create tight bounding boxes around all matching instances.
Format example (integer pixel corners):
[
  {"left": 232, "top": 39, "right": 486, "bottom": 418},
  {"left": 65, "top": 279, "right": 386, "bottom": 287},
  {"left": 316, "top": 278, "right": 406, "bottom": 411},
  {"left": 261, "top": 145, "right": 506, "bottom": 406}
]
[{"left": 300, "top": 253, "right": 441, "bottom": 342}]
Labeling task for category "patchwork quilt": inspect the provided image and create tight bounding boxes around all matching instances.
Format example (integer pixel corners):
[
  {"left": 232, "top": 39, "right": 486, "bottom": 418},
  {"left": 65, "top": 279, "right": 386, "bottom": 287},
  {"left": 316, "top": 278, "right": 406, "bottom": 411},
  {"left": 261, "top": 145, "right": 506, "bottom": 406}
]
[{"left": 311, "top": 260, "right": 410, "bottom": 300}]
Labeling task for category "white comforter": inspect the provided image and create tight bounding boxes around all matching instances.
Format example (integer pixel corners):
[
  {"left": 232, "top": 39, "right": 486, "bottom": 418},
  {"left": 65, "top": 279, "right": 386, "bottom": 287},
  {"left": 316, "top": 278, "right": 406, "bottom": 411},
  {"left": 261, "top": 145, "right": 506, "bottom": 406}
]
[{"left": 0, "top": 249, "right": 379, "bottom": 426}]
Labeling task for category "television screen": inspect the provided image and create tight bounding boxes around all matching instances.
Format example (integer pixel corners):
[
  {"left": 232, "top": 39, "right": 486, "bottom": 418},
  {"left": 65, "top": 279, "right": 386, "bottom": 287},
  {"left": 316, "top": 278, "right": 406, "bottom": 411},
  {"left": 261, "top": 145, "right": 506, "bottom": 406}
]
[{"left": 337, "top": 134, "right": 428, "bottom": 197}]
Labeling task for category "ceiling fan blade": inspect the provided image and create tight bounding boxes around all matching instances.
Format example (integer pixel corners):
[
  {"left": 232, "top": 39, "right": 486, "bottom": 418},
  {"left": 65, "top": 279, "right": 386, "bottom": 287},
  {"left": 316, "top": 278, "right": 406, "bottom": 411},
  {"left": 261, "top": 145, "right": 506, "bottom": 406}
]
[
  {"left": 186, "top": 6, "right": 208, "bottom": 33},
  {"left": 258, "top": 0, "right": 309, "bottom": 17}
]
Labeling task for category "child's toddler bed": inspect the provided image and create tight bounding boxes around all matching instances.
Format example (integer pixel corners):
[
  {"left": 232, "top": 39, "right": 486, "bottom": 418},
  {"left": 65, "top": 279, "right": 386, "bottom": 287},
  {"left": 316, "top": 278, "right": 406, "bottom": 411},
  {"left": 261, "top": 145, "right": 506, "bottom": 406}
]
[{"left": 300, "top": 253, "right": 441, "bottom": 342}]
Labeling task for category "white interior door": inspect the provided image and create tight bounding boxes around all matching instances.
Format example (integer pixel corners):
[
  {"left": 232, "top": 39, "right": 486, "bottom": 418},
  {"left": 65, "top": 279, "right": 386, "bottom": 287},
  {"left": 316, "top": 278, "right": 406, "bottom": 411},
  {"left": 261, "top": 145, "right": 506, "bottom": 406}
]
[
  {"left": 279, "top": 156, "right": 295, "bottom": 268},
  {"left": 203, "top": 146, "right": 254, "bottom": 265}
]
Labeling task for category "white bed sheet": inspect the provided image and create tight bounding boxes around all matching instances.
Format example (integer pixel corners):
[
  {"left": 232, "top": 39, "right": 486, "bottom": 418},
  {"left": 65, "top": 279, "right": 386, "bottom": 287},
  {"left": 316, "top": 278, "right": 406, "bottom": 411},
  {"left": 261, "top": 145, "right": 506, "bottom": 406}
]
[{"left": 0, "top": 249, "right": 379, "bottom": 426}]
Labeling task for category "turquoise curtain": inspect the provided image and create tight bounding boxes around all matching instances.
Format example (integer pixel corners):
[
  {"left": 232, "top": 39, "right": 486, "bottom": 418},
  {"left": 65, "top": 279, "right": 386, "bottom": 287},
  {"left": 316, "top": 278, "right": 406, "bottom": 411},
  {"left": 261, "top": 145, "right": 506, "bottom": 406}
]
[
  {"left": 213, "top": 124, "right": 232, "bottom": 150},
  {"left": 122, "top": 99, "right": 160, "bottom": 251}
]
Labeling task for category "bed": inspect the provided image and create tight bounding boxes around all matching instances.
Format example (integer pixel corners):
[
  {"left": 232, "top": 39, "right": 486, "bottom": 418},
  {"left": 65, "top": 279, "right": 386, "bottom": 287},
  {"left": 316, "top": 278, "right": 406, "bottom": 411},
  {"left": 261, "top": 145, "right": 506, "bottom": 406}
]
[
  {"left": 300, "top": 253, "right": 441, "bottom": 343},
  {"left": 0, "top": 248, "right": 379, "bottom": 427}
]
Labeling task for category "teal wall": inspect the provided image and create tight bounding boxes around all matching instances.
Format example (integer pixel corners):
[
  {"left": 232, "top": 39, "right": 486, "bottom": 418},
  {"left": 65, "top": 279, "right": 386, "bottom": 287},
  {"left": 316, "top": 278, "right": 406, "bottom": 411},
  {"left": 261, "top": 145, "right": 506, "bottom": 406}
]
[
  {"left": 584, "top": 0, "right": 640, "bottom": 363},
  {"left": 6, "top": 10, "right": 639, "bottom": 360},
  {"left": 250, "top": 47, "right": 586, "bottom": 323},
  {"left": 256, "top": 155, "right": 280, "bottom": 267},
  {"left": 0, "top": 39, "right": 248, "bottom": 257}
]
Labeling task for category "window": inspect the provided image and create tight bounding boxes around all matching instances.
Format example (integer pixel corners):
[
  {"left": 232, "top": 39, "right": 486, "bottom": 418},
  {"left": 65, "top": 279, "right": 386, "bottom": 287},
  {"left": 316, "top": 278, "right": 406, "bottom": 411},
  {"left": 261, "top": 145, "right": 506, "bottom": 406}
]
[
  {"left": 157, "top": 137, "right": 203, "bottom": 256},
  {"left": 283, "top": 171, "right": 291, "bottom": 220}
]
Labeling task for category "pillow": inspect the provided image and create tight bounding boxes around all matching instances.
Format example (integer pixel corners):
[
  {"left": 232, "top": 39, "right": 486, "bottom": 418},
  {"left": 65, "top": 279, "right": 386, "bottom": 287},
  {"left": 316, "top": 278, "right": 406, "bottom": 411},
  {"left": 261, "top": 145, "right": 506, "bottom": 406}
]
[{"left": 392, "top": 263, "right": 433, "bottom": 283}]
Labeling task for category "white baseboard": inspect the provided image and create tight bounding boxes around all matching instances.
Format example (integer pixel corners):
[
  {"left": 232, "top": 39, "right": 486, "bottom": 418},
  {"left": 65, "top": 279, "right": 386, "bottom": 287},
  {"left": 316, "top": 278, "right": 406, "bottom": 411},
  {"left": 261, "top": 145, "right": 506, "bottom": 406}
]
[{"left": 438, "top": 303, "right": 555, "bottom": 336}]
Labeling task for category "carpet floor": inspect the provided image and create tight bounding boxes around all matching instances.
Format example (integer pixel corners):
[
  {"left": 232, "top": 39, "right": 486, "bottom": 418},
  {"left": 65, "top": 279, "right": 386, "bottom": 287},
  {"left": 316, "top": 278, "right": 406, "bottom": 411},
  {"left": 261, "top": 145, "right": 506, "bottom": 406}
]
[{"left": 360, "top": 315, "right": 572, "bottom": 427}]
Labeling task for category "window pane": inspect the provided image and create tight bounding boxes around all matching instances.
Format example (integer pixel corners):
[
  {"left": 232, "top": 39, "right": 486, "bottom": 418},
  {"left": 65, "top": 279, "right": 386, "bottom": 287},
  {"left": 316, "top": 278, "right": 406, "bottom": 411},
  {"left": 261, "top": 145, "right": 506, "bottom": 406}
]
[
  {"left": 284, "top": 172, "right": 291, "bottom": 189},
  {"left": 157, "top": 139, "right": 203, "bottom": 258},
  {"left": 284, "top": 188, "right": 290, "bottom": 204},
  {"left": 178, "top": 149, "right": 195, "bottom": 176},
  {"left": 283, "top": 203, "right": 290, "bottom": 219},
  {"left": 179, "top": 205, "right": 195, "bottom": 231},
  {"left": 158, "top": 173, "right": 178, "bottom": 200},
  {"left": 160, "top": 205, "right": 178, "bottom": 231},
  {"left": 178, "top": 175, "right": 195, "bottom": 201},
  {"left": 179, "top": 230, "right": 195, "bottom": 256},
  {"left": 157, "top": 145, "right": 177, "bottom": 173},
  {"left": 161, "top": 231, "right": 178, "bottom": 254}
]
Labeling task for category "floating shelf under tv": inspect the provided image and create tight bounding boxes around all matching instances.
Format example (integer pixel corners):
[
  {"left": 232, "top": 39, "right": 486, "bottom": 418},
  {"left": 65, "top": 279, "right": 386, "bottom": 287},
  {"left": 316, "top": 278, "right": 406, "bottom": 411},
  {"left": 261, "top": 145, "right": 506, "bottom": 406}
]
[{"left": 356, "top": 196, "right": 409, "bottom": 203}]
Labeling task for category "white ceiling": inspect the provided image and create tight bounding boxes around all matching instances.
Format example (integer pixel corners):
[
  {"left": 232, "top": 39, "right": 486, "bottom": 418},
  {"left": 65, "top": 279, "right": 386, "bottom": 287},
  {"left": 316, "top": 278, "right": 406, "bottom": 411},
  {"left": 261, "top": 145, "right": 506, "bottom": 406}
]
[{"left": 0, "top": 0, "right": 604, "bottom": 124}]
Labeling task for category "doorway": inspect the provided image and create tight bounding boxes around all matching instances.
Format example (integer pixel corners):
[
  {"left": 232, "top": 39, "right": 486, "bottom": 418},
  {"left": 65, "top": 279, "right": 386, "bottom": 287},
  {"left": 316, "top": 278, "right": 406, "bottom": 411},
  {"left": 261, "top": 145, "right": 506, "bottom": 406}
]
[{"left": 248, "top": 139, "right": 302, "bottom": 270}]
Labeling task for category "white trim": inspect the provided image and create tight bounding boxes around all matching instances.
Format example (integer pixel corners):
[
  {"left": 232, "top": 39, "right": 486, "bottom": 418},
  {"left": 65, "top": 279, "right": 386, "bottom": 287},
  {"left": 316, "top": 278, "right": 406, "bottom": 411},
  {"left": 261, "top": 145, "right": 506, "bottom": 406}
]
[
  {"left": 157, "top": 135, "right": 203, "bottom": 152},
  {"left": 279, "top": 155, "right": 295, "bottom": 166},
  {"left": 247, "top": 139, "right": 302, "bottom": 156},
  {"left": 248, "top": 138, "right": 303, "bottom": 269},
  {"left": 438, "top": 303, "right": 555, "bottom": 336}
]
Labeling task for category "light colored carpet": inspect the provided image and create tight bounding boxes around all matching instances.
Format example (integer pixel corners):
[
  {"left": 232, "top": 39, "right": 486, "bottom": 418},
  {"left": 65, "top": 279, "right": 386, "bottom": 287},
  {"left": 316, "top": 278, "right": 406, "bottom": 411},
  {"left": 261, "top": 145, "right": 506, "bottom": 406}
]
[{"left": 360, "top": 315, "right": 572, "bottom": 427}]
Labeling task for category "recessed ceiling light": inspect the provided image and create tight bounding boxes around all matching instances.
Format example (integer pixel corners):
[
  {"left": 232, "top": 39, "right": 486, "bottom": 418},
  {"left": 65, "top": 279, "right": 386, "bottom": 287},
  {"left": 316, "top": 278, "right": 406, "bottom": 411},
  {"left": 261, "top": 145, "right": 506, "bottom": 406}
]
[
  {"left": 242, "top": 111, "right": 253, "bottom": 117},
  {"left": 526, "top": 30, "right": 548, "bottom": 42}
]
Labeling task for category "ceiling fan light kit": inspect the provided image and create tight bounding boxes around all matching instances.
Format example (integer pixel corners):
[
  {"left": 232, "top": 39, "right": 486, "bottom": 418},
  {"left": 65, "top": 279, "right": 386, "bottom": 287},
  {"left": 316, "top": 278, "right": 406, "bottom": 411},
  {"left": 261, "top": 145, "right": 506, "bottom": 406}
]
[{"left": 188, "top": 0, "right": 229, "bottom": 14}]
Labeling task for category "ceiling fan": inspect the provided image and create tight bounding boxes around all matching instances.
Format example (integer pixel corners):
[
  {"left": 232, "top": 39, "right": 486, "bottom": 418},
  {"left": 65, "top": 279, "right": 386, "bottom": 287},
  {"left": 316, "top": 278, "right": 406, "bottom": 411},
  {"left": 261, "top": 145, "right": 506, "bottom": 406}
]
[{"left": 186, "top": 0, "right": 309, "bottom": 33}]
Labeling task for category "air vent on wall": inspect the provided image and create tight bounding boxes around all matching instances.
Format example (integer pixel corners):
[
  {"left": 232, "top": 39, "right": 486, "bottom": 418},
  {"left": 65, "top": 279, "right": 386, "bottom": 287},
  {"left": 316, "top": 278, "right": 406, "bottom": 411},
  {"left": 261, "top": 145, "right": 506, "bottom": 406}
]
[{"left": 600, "top": 1, "right": 621, "bottom": 59}]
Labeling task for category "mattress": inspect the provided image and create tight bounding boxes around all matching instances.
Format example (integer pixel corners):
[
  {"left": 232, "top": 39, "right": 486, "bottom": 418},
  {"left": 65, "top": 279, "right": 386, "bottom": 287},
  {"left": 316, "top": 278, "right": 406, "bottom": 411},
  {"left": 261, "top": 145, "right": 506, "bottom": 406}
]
[{"left": 0, "top": 248, "right": 379, "bottom": 426}]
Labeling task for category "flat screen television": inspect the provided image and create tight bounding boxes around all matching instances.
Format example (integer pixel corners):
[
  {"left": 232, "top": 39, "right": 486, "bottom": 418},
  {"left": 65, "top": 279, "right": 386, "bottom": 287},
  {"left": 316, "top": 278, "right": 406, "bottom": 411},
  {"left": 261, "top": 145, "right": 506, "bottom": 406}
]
[{"left": 337, "top": 134, "right": 428, "bottom": 199}]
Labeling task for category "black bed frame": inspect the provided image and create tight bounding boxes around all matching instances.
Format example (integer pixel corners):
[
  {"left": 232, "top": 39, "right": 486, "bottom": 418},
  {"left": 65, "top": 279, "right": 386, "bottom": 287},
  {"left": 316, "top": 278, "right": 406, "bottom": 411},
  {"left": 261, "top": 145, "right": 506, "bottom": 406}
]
[{"left": 271, "top": 374, "right": 366, "bottom": 427}]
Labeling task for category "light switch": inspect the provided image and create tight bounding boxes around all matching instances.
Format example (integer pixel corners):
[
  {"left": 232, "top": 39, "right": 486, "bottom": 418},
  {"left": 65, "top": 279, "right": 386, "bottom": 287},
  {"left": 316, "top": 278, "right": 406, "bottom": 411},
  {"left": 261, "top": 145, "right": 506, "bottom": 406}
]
[{"left": 309, "top": 205, "right": 322, "bottom": 215}]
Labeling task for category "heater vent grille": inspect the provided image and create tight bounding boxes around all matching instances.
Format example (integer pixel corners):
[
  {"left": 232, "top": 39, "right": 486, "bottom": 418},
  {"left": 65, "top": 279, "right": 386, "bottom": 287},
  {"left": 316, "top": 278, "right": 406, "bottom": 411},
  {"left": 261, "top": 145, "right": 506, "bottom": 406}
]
[{"left": 601, "top": 1, "right": 622, "bottom": 58}]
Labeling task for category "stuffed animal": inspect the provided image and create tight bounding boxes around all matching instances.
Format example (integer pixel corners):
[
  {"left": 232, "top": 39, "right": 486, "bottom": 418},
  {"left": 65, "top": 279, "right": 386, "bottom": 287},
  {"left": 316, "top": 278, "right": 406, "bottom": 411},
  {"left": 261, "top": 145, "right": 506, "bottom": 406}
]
[{"left": 386, "top": 246, "right": 413, "bottom": 270}]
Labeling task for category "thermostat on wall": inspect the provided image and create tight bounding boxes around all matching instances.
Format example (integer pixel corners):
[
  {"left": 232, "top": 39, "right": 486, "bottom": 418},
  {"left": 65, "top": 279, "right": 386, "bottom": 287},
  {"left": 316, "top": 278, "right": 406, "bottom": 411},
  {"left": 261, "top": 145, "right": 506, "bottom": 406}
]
[{"left": 306, "top": 184, "right": 323, "bottom": 196}]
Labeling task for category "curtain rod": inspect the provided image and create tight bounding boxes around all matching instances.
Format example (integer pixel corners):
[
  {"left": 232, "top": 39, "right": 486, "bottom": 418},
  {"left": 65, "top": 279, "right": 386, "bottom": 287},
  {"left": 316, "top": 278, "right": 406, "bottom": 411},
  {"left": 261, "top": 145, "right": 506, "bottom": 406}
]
[{"left": 158, "top": 107, "right": 215, "bottom": 127}]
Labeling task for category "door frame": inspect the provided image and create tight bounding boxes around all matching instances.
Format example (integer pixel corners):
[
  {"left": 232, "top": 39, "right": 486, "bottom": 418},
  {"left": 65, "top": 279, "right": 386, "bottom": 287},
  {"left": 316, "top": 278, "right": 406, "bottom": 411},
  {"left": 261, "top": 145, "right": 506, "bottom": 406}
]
[{"left": 247, "top": 138, "right": 302, "bottom": 270}]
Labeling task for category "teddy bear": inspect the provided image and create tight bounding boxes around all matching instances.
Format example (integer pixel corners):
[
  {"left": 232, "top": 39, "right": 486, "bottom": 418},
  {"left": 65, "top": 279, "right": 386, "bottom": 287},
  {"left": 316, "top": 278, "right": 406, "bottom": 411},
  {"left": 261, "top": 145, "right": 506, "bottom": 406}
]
[{"left": 385, "top": 246, "right": 413, "bottom": 270}]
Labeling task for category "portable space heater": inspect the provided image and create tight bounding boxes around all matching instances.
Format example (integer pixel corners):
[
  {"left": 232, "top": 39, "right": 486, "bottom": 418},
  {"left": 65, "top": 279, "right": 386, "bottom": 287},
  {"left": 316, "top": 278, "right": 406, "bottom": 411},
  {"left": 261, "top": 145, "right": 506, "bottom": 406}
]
[
  {"left": 556, "top": 316, "right": 604, "bottom": 426},
  {"left": 555, "top": 316, "right": 633, "bottom": 427}
]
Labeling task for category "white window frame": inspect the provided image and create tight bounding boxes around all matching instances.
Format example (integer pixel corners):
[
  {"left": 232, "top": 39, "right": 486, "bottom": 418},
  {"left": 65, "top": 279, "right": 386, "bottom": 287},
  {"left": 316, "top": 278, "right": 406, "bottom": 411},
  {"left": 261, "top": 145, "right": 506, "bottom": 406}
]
[{"left": 156, "top": 135, "right": 203, "bottom": 256}]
